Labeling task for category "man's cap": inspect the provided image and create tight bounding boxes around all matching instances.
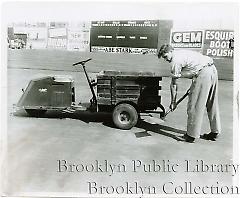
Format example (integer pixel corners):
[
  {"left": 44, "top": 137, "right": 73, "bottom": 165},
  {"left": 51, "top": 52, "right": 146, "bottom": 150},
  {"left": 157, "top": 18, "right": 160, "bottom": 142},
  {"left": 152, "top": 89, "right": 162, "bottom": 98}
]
[{"left": 157, "top": 44, "right": 174, "bottom": 58}]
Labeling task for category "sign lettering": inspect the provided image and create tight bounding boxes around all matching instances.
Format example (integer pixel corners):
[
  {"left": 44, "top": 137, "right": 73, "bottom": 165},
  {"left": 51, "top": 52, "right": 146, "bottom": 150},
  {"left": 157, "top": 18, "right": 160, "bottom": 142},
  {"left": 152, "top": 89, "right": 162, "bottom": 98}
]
[
  {"left": 171, "top": 31, "right": 203, "bottom": 48},
  {"left": 203, "top": 30, "right": 234, "bottom": 58},
  {"left": 91, "top": 46, "right": 156, "bottom": 54}
]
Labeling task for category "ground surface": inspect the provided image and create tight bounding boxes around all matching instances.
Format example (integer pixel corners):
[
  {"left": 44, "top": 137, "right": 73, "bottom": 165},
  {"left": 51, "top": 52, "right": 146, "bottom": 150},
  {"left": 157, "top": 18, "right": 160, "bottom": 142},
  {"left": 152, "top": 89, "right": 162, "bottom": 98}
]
[{"left": 2, "top": 49, "right": 235, "bottom": 196}]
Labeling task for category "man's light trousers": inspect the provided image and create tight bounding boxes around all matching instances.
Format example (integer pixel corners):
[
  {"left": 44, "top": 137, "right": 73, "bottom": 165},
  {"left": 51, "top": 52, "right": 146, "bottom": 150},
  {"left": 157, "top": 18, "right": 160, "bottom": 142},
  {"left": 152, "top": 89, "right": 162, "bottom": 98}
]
[{"left": 187, "top": 65, "right": 221, "bottom": 138}]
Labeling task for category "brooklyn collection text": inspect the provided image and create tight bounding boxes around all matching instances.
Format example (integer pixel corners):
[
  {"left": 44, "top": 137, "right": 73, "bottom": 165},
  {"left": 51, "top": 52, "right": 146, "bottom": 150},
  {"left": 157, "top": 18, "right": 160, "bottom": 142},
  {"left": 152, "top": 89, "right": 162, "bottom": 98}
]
[{"left": 57, "top": 159, "right": 239, "bottom": 195}]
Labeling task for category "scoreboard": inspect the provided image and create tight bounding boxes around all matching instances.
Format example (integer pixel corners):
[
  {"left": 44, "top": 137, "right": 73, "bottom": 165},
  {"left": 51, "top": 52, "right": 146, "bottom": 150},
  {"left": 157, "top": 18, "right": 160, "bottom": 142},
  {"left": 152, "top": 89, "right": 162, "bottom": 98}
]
[{"left": 90, "top": 20, "right": 161, "bottom": 54}]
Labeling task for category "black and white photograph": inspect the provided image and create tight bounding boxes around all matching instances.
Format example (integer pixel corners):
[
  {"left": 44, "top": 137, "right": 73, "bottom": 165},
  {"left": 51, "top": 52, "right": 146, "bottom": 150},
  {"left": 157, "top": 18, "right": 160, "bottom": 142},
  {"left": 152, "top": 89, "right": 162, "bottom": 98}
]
[{"left": 1, "top": 1, "right": 239, "bottom": 197}]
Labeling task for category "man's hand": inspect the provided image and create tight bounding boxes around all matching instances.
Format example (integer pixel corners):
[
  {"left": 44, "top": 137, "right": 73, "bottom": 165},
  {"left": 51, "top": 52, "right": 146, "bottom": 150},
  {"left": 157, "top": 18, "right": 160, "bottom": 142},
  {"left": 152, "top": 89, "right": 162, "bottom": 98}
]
[{"left": 169, "top": 101, "right": 177, "bottom": 111}]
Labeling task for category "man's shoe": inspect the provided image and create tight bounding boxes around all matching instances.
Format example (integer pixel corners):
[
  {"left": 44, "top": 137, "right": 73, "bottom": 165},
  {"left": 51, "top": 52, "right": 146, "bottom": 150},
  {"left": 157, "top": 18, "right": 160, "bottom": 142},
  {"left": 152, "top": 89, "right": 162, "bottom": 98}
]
[
  {"left": 200, "top": 132, "right": 219, "bottom": 141},
  {"left": 178, "top": 134, "right": 195, "bottom": 143}
]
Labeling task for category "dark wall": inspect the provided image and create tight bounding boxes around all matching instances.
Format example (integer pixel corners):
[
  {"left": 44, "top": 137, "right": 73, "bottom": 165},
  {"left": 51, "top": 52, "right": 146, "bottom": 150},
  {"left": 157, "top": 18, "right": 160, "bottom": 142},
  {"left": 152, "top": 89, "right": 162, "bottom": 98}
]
[{"left": 157, "top": 20, "right": 173, "bottom": 49}]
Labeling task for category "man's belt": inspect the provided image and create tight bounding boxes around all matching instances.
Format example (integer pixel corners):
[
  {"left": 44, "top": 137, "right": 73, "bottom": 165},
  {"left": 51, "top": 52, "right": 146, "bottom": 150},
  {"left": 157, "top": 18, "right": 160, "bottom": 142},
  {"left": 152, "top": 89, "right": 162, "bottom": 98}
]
[{"left": 193, "top": 62, "right": 214, "bottom": 79}]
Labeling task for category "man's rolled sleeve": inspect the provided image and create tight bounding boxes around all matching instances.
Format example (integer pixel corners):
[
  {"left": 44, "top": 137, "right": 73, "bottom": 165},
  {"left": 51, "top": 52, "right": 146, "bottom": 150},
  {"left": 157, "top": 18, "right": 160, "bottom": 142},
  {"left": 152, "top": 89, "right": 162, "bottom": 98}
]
[{"left": 171, "top": 63, "right": 182, "bottom": 78}]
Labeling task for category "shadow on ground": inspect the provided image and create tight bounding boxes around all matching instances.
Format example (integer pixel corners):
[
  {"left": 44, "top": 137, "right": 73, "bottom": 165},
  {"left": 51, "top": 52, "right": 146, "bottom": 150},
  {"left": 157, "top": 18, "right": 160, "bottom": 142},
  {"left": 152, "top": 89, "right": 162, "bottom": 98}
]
[
  {"left": 13, "top": 109, "right": 186, "bottom": 141},
  {"left": 135, "top": 120, "right": 186, "bottom": 141}
]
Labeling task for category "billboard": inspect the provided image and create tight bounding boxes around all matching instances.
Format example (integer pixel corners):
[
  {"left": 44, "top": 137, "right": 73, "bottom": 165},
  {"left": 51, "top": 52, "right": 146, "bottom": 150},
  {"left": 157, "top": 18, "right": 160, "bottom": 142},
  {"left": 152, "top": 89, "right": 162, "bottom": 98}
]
[
  {"left": 13, "top": 25, "right": 48, "bottom": 49},
  {"left": 67, "top": 28, "right": 90, "bottom": 51},
  {"left": 203, "top": 30, "right": 234, "bottom": 58},
  {"left": 48, "top": 28, "right": 67, "bottom": 38},
  {"left": 47, "top": 27, "right": 67, "bottom": 49},
  {"left": 90, "top": 20, "right": 160, "bottom": 54},
  {"left": 170, "top": 31, "right": 203, "bottom": 49}
]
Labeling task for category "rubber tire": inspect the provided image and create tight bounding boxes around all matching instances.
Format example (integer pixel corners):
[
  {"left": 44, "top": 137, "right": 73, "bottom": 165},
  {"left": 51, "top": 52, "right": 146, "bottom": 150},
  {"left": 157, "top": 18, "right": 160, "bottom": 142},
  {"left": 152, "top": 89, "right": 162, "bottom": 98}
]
[
  {"left": 25, "top": 109, "right": 47, "bottom": 117},
  {"left": 112, "top": 103, "right": 138, "bottom": 130}
]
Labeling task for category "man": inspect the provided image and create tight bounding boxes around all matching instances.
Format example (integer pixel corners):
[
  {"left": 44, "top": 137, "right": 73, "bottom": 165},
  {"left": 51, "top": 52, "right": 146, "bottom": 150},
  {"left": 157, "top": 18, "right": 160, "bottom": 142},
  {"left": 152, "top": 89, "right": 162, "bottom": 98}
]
[{"left": 158, "top": 44, "right": 221, "bottom": 143}]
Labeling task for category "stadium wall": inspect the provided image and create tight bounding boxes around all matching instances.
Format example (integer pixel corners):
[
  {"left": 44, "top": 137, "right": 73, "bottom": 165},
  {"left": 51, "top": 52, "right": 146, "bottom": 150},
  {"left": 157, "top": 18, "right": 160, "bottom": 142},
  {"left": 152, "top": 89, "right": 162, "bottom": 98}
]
[{"left": 9, "top": 21, "right": 234, "bottom": 80}]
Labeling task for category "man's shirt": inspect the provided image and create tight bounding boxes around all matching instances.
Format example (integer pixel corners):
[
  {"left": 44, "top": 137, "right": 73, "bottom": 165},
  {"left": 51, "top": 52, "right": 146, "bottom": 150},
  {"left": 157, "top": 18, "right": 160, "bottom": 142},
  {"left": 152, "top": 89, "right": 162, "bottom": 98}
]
[{"left": 171, "top": 50, "right": 214, "bottom": 78}]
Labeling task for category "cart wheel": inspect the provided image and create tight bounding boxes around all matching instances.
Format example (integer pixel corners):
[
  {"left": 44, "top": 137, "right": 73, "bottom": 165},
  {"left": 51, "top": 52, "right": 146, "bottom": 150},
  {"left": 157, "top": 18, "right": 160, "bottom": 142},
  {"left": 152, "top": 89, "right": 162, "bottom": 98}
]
[
  {"left": 25, "top": 109, "right": 47, "bottom": 117},
  {"left": 112, "top": 103, "right": 138, "bottom": 130}
]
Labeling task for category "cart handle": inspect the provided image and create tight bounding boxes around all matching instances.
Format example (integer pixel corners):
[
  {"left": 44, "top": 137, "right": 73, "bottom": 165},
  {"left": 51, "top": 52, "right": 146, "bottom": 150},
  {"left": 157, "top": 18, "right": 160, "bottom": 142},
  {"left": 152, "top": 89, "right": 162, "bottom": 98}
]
[
  {"left": 164, "top": 88, "right": 191, "bottom": 117},
  {"left": 72, "top": 58, "right": 92, "bottom": 66},
  {"left": 72, "top": 58, "right": 97, "bottom": 106}
]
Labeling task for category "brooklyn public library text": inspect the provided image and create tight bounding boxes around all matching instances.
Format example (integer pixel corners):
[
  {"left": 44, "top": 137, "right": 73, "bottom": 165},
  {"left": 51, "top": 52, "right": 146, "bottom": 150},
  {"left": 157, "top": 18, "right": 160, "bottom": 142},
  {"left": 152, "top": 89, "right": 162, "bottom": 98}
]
[
  {"left": 88, "top": 181, "right": 239, "bottom": 195},
  {"left": 57, "top": 159, "right": 239, "bottom": 176}
]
